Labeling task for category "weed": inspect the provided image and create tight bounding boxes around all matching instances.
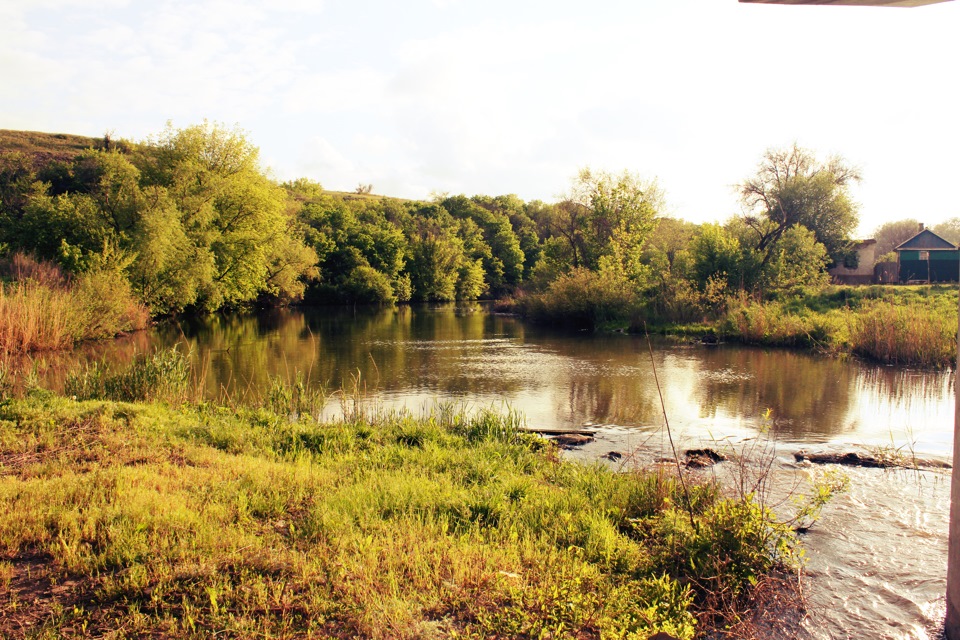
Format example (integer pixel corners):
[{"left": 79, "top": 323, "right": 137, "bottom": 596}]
[{"left": 65, "top": 347, "right": 188, "bottom": 403}]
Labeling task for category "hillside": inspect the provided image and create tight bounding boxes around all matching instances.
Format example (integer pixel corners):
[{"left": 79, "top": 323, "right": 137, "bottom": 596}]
[{"left": 0, "top": 129, "right": 102, "bottom": 166}]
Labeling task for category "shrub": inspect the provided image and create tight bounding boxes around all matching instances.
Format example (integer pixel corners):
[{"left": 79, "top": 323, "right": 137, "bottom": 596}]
[
  {"left": 519, "top": 267, "right": 636, "bottom": 330},
  {"left": 0, "top": 253, "right": 148, "bottom": 354}
]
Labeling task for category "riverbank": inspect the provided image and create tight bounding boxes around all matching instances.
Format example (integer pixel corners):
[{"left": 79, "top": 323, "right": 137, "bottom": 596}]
[
  {"left": 0, "top": 254, "right": 149, "bottom": 355},
  {"left": 0, "top": 359, "right": 820, "bottom": 639},
  {"left": 508, "top": 284, "right": 958, "bottom": 369}
]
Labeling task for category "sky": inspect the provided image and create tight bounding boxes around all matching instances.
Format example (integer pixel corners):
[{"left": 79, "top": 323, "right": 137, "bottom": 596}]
[{"left": 1, "top": 0, "right": 958, "bottom": 236}]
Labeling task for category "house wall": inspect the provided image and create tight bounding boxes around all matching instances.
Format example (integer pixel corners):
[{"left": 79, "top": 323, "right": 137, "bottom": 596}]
[
  {"left": 828, "top": 242, "right": 877, "bottom": 283},
  {"left": 898, "top": 250, "right": 960, "bottom": 283}
]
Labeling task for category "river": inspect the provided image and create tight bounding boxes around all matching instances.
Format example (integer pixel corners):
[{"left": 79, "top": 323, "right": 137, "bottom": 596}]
[{"left": 42, "top": 303, "right": 954, "bottom": 639}]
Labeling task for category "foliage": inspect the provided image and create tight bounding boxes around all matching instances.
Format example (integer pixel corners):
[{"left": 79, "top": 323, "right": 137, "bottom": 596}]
[
  {"left": 442, "top": 195, "right": 525, "bottom": 296},
  {"left": 689, "top": 223, "right": 744, "bottom": 294},
  {"left": 761, "top": 225, "right": 830, "bottom": 292},
  {"left": 0, "top": 125, "right": 318, "bottom": 315},
  {"left": 933, "top": 217, "right": 960, "bottom": 245},
  {"left": 136, "top": 122, "right": 316, "bottom": 311},
  {"left": 873, "top": 218, "right": 922, "bottom": 258},
  {"left": 557, "top": 168, "right": 661, "bottom": 277},
  {"left": 739, "top": 143, "right": 860, "bottom": 266},
  {"left": 299, "top": 196, "right": 407, "bottom": 304},
  {"left": 0, "top": 253, "right": 149, "bottom": 354},
  {"left": 518, "top": 267, "right": 637, "bottom": 330}
]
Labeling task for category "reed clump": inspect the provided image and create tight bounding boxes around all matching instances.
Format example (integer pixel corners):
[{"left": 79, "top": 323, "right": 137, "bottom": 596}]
[
  {"left": 0, "top": 355, "right": 812, "bottom": 639},
  {"left": 849, "top": 299, "right": 955, "bottom": 368},
  {"left": 717, "top": 286, "right": 956, "bottom": 368},
  {"left": 65, "top": 348, "right": 189, "bottom": 403},
  {"left": 0, "top": 253, "right": 149, "bottom": 355}
]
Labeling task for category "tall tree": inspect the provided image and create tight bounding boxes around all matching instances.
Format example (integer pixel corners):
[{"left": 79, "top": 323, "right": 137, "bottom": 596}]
[
  {"left": 933, "top": 218, "right": 960, "bottom": 246},
  {"left": 136, "top": 122, "right": 316, "bottom": 311},
  {"left": 873, "top": 218, "right": 923, "bottom": 259},
  {"left": 739, "top": 143, "right": 860, "bottom": 266}
]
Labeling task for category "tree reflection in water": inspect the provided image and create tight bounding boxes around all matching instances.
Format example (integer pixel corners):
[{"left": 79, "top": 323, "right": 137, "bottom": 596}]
[{"left": 34, "top": 303, "right": 953, "bottom": 453}]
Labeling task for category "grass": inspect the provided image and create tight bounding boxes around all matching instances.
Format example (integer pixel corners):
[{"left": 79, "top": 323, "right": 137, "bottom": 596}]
[
  {"left": 631, "top": 285, "right": 957, "bottom": 369},
  {"left": 0, "top": 356, "right": 812, "bottom": 638},
  {"left": 0, "top": 130, "right": 100, "bottom": 166},
  {"left": 719, "top": 286, "right": 957, "bottom": 368},
  {"left": 0, "top": 254, "right": 150, "bottom": 355}
]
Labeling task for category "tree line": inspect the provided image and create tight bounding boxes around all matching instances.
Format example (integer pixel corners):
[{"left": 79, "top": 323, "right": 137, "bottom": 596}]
[{"left": 1, "top": 124, "right": 871, "bottom": 324}]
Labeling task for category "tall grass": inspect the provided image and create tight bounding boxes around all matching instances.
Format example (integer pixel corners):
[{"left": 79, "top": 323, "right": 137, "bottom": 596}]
[
  {"left": 719, "top": 288, "right": 957, "bottom": 368},
  {"left": 0, "top": 254, "right": 149, "bottom": 355},
  {"left": 0, "top": 279, "right": 78, "bottom": 352},
  {"left": 65, "top": 348, "right": 189, "bottom": 403},
  {"left": 850, "top": 300, "right": 955, "bottom": 368}
]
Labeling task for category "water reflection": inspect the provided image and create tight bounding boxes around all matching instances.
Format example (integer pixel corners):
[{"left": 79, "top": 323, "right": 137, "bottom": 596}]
[{"left": 27, "top": 304, "right": 954, "bottom": 454}]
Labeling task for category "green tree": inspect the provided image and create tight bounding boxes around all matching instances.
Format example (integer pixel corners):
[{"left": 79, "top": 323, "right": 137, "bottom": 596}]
[
  {"left": 0, "top": 152, "right": 36, "bottom": 229},
  {"left": 762, "top": 225, "right": 830, "bottom": 291},
  {"left": 300, "top": 196, "right": 405, "bottom": 304},
  {"left": 442, "top": 194, "right": 525, "bottom": 295},
  {"left": 932, "top": 218, "right": 960, "bottom": 246},
  {"left": 137, "top": 122, "right": 316, "bottom": 311},
  {"left": 739, "top": 143, "right": 860, "bottom": 266},
  {"left": 872, "top": 218, "right": 923, "bottom": 259},
  {"left": 690, "top": 223, "right": 743, "bottom": 292},
  {"left": 565, "top": 168, "right": 661, "bottom": 280}
]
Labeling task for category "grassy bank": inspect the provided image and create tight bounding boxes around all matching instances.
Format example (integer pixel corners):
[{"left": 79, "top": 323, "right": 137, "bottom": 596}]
[
  {"left": 0, "top": 254, "right": 149, "bottom": 355},
  {"left": 512, "top": 281, "right": 957, "bottom": 368},
  {"left": 718, "top": 286, "right": 957, "bottom": 368},
  {"left": 0, "top": 357, "right": 811, "bottom": 639}
]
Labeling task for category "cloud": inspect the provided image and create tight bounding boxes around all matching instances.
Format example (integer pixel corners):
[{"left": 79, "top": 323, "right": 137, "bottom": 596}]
[
  {"left": 283, "top": 68, "right": 390, "bottom": 114},
  {"left": 2, "top": 0, "right": 957, "bottom": 228}
]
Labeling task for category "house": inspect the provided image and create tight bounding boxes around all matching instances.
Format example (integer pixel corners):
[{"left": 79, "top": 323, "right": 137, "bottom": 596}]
[
  {"left": 895, "top": 226, "right": 960, "bottom": 283},
  {"left": 828, "top": 239, "right": 877, "bottom": 285}
]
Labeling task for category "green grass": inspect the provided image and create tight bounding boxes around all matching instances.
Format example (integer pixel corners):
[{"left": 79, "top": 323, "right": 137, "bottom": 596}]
[
  {"left": 720, "top": 286, "right": 957, "bottom": 368},
  {"left": 0, "top": 376, "right": 808, "bottom": 638}
]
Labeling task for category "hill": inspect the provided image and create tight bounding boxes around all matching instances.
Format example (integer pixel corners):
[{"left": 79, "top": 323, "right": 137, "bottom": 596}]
[{"left": 0, "top": 129, "right": 103, "bottom": 166}]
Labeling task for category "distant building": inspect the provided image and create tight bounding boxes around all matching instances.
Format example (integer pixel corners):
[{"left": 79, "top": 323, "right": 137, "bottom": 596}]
[
  {"left": 829, "top": 239, "right": 877, "bottom": 285},
  {"left": 895, "top": 225, "right": 960, "bottom": 283}
]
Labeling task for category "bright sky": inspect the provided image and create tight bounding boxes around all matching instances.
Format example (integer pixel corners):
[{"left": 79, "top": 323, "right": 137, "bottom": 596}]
[{"left": 1, "top": 0, "right": 957, "bottom": 235}]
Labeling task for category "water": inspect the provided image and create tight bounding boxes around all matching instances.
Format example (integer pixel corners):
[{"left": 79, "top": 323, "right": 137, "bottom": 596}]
[{"left": 46, "top": 303, "right": 955, "bottom": 638}]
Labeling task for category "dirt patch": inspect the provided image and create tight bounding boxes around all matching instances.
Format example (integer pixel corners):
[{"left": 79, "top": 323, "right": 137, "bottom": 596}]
[{"left": 0, "top": 552, "right": 90, "bottom": 638}]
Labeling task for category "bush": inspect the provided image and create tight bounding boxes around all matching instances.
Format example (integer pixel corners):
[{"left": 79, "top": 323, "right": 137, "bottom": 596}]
[
  {"left": 343, "top": 265, "right": 396, "bottom": 304},
  {"left": 0, "top": 253, "right": 148, "bottom": 354},
  {"left": 519, "top": 267, "right": 636, "bottom": 330}
]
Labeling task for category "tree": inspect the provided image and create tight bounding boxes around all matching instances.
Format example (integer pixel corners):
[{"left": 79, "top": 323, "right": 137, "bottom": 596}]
[
  {"left": 136, "top": 122, "right": 317, "bottom": 311},
  {"left": 934, "top": 218, "right": 960, "bottom": 246},
  {"left": 739, "top": 143, "right": 860, "bottom": 266},
  {"left": 442, "top": 195, "right": 525, "bottom": 295},
  {"left": 0, "top": 152, "right": 36, "bottom": 225},
  {"left": 873, "top": 218, "right": 922, "bottom": 258},
  {"left": 299, "top": 197, "right": 405, "bottom": 304},
  {"left": 537, "top": 169, "right": 661, "bottom": 279},
  {"left": 762, "top": 225, "right": 830, "bottom": 291},
  {"left": 690, "top": 223, "right": 743, "bottom": 292}
]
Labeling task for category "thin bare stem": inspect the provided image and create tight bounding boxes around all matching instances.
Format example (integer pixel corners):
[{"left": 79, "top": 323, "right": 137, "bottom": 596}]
[{"left": 645, "top": 324, "right": 697, "bottom": 531}]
